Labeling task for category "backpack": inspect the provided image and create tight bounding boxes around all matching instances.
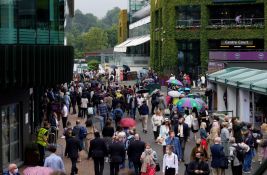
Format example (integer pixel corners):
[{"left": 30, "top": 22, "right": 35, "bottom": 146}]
[
  {"left": 114, "top": 109, "right": 123, "bottom": 122},
  {"left": 234, "top": 145, "right": 245, "bottom": 162},
  {"left": 125, "top": 135, "right": 135, "bottom": 149},
  {"left": 79, "top": 126, "right": 87, "bottom": 140}
]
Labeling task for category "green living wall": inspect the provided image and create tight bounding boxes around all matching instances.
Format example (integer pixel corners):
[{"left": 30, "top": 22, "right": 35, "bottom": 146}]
[{"left": 150, "top": 0, "right": 266, "bottom": 74}]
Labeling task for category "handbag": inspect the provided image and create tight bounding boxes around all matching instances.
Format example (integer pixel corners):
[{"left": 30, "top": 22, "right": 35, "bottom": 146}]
[
  {"left": 87, "top": 107, "right": 94, "bottom": 115},
  {"left": 155, "top": 163, "right": 160, "bottom": 172},
  {"left": 156, "top": 136, "right": 165, "bottom": 145}
]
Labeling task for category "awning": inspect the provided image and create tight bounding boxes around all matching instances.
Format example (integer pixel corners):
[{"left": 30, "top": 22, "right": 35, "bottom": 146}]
[
  {"left": 114, "top": 38, "right": 136, "bottom": 53},
  {"left": 125, "top": 35, "right": 150, "bottom": 47},
  {"left": 114, "top": 35, "right": 150, "bottom": 53},
  {"left": 208, "top": 67, "right": 267, "bottom": 95}
]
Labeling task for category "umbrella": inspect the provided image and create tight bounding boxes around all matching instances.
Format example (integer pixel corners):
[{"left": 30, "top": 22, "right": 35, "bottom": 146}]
[
  {"left": 187, "top": 93, "right": 200, "bottom": 99},
  {"left": 120, "top": 117, "right": 136, "bottom": 128},
  {"left": 110, "top": 65, "right": 118, "bottom": 69},
  {"left": 123, "top": 65, "right": 130, "bottom": 72},
  {"left": 166, "top": 79, "right": 183, "bottom": 86},
  {"left": 23, "top": 166, "right": 54, "bottom": 175},
  {"left": 168, "top": 91, "right": 181, "bottom": 98},
  {"left": 136, "top": 88, "right": 149, "bottom": 94},
  {"left": 139, "top": 69, "right": 148, "bottom": 75},
  {"left": 195, "top": 98, "right": 207, "bottom": 112},
  {"left": 151, "top": 89, "right": 160, "bottom": 95},
  {"left": 176, "top": 98, "right": 201, "bottom": 111},
  {"left": 143, "top": 78, "right": 155, "bottom": 83},
  {"left": 185, "top": 87, "right": 191, "bottom": 91}
]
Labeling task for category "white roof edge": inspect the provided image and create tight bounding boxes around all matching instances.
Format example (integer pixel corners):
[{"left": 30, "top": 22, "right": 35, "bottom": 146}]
[{"left": 129, "top": 16, "right": 150, "bottom": 30}]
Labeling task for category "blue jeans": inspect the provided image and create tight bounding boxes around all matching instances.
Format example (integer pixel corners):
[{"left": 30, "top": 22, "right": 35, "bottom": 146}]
[{"left": 243, "top": 150, "right": 253, "bottom": 172}]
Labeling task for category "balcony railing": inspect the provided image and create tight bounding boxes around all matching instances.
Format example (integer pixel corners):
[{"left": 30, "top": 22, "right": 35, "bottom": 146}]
[
  {"left": 176, "top": 19, "right": 201, "bottom": 29},
  {"left": 208, "top": 18, "right": 264, "bottom": 29}
]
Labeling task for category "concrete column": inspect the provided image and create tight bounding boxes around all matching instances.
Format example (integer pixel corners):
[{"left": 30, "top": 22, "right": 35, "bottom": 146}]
[
  {"left": 238, "top": 89, "right": 250, "bottom": 122},
  {"left": 227, "top": 86, "right": 237, "bottom": 117},
  {"left": 217, "top": 84, "right": 226, "bottom": 111}
]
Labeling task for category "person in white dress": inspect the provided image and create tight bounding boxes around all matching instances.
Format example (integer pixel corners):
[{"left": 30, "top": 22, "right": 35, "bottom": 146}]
[
  {"left": 151, "top": 110, "right": 164, "bottom": 141},
  {"left": 159, "top": 118, "right": 171, "bottom": 154}
]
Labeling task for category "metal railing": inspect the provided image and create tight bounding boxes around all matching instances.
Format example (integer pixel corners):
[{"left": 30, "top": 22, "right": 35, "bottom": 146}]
[
  {"left": 208, "top": 18, "right": 264, "bottom": 28},
  {"left": 176, "top": 19, "right": 201, "bottom": 28}
]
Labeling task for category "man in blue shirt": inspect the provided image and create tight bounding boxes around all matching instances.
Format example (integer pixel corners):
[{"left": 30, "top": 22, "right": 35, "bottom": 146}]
[
  {"left": 44, "top": 145, "right": 65, "bottom": 172},
  {"left": 165, "top": 130, "right": 182, "bottom": 161}
]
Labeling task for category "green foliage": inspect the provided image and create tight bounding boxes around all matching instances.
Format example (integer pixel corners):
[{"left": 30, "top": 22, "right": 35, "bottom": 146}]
[
  {"left": 83, "top": 27, "right": 108, "bottom": 52},
  {"left": 88, "top": 59, "right": 100, "bottom": 70},
  {"left": 151, "top": 0, "right": 266, "bottom": 74},
  {"left": 66, "top": 7, "right": 120, "bottom": 58}
]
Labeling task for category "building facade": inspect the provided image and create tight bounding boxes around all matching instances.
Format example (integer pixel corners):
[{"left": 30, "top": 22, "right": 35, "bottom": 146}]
[
  {"left": 0, "top": 0, "right": 73, "bottom": 170},
  {"left": 151, "top": 0, "right": 267, "bottom": 78},
  {"left": 114, "top": 0, "right": 150, "bottom": 70}
]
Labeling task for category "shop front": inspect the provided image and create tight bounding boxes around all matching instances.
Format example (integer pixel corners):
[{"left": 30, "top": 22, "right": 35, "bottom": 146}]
[{"left": 208, "top": 67, "right": 267, "bottom": 126}]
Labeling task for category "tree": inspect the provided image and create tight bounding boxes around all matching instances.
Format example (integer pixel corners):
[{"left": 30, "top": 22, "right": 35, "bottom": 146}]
[
  {"left": 106, "top": 24, "right": 118, "bottom": 47},
  {"left": 88, "top": 59, "right": 100, "bottom": 70},
  {"left": 83, "top": 27, "right": 108, "bottom": 52}
]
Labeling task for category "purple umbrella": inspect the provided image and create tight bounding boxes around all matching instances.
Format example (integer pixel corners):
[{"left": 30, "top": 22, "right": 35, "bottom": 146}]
[
  {"left": 195, "top": 98, "right": 207, "bottom": 112},
  {"left": 166, "top": 79, "right": 183, "bottom": 86}
]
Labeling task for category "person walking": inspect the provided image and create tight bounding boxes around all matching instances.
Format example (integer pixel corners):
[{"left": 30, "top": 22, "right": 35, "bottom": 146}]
[
  {"left": 243, "top": 129, "right": 254, "bottom": 173},
  {"left": 151, "top": 110, "right": 164, "bottom": 140},
  {"left": 220, "top": 122, "right": 230, "bottom": 156},
  {"left": 140, "top": 144, "right": 158, "bottom": 175},
  {"left": 199, "top": 122, "right": 208, "bottom": 151},
  {"left": 162, "top": 145, "right": 179, "bottom": 175},
  {"left": 190, "top": 139, "right": 209, "bottom": 162},
  {"left": 80, "top": 94, "right": 89, "bottom": 118},
  {"left": 89, "top": 131, "right": 108, "bottom": 175},
  {"left": 139, "top": 101, "right": 149, "bottom": 133},
  {"left": 113, "top": 104, "right": 124, "bottom": 129},
  {"left": 186, "top": 152, "right": 210, "bottom": 175},
  {"left": 229, "top": 137, "right": 244, "bottom": 175},
  {"left": 109, "top": 136, "right": 126, "bottom": 175},
  {"left": 98, "top": 100, "right": 109, "bottom": 130},
  {"left": 210, "top": 137, "right": 226, "bottom": 175},
  {"left": 65, "top": 130, "right": 82, "bottom": 175},
  {"left": 127, "top": 134, "right": 146, "bottom": 175},
  {"left": 159, "top": 118, "right": 171, "bottom": 153},
  {"left": 44, "top": 144, "right": 65, "bottom": 172},
  {"left": 61, "top": 102, "right": 68, "bottom": 129},
  {"left": 85, "top": 119, "right": 96, "bottom": 153},
  {"left": 36, "top": 121, "right": 50, "bottom": 165},
  {"left": 165, "top": 130, "right": 182, "bottom": 161},
  {"left": 174, "top": 117, "right": 189, "bottom": 161}
]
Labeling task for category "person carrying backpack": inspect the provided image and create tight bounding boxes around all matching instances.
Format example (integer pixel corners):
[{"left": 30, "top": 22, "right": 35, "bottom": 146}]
[
  {"left": 229, "top": 137, "right": 246, "bottom": 175},
  {"left": 72, "top": 120, "right": 87, "bottom": 161}
]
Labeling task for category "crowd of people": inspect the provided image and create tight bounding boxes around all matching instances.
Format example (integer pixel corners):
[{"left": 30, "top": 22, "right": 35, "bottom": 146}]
[{"left": 4, "top": 69, "right": 267, "bottom": 175}]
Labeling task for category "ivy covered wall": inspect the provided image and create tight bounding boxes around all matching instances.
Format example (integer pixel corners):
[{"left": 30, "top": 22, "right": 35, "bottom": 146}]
[{"left": 150, "top": 0, "right": 266, "bottom": 74}]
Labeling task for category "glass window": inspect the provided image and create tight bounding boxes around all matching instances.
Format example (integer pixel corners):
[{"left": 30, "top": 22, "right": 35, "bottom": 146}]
[
  {"left": 1, "top": 104, "right": 21, "bottom": 169},
  {"left": 176, "top": 6, "right": 200, "bottom": 27},
  {"left": 129, "top": 23, "right": 150, "bottom": 38},
  {"left": 0, "top": 0, "right": 18, "bottom": 44}
]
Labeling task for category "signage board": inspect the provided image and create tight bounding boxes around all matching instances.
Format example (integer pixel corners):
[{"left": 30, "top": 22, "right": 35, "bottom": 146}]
[
  {"left": 209, "top": 51, "right": 267, "bottom": 61},
  {"left": 221, "top": 40, "right": 253, "bottom": 46}
]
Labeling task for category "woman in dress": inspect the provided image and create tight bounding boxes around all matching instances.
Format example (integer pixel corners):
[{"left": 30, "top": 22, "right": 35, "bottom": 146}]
[
  {"left": 140, "top": 144, "right": 158, "bottom": 175},
  {"left": 85, "top": 119, "right": 96, "bottom": 153},
  {"left": 220, "top": 122, "right": 230, "bottom": 157},
  {"left": 200, "top": 122, "right": 208, "bottom": 151},
  {"left": 151, "top": 110, "right": 164, "bottom": 141},
  {"left": 158, "top": 118, "right": 171, "bottom": 154}
]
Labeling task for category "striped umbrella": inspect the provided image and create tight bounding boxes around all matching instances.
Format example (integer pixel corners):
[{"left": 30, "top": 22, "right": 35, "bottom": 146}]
[
  {"left": 166, "top": 79, "right": 183, "bottom": 86},
  {"left": 176, "top": 97, "right": 201, "bottom": 111}
]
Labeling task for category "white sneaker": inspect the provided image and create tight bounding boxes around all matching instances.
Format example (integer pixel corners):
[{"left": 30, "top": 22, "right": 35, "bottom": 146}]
[{"left": 61, "top": 135, "right": 65, "bottom": 139}]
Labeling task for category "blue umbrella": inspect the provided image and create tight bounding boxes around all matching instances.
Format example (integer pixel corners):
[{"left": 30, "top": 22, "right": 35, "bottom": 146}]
[{"left": 185, "top": 87, "right": 191, "bottom": 91}]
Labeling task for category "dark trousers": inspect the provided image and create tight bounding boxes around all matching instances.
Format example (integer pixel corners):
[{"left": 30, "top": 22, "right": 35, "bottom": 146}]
[
  {"left": 165, "top": 167, "right": 176, "bottom": 175},
  {"left": 153, "top": 126, "right": 160, "bottom": 140},
  {"left": 231, "top": 164, "right": 242, "bottom": 175},
  {"left": 110, "top": 162, "right": 120, "bottom": 175},
  {"left": 62, "top": 117, "right": 67, "bottom": 128},
  {"left": 133, "top": 161, "right": 142, "bottom": 175},
  {"left": 93, "top": 158, "right": 104, "bottom": 175},
  {"left": 151, "top": 104, "right": 157, "bottom": 115},
  {"left": 70, "top": 157, "right": 78, "bottom": 175},
  {"left": 37, "top": 144, "right": 45, "bottom": 166},
  {"left": 72, "top": 102, "right": 77, "bottom": 114},
  {"left": 81, "top": 108, "right": 87, "bottom": 118},
  {"left": 179, "top": 137, "right": 186, "bottom": 160}
]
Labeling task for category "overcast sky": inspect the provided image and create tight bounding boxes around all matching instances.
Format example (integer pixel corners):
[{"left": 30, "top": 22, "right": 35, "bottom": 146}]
[{"left": 75, "top": 0, "right": 128, "bottom": 19}]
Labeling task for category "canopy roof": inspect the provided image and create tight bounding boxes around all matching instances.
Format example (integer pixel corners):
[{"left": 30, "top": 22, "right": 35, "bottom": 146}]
[
  {"left": 208, "top": 67, "right": 267, "bottom": 95},
  {"left": 114, "top": 35, "right": 150, "bottom": 53}
]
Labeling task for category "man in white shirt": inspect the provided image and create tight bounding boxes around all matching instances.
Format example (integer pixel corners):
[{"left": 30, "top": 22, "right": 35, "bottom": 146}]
[
  {"left": 61, "top": 102, "right": 68, "bottom": 129},
  {"left": 201, "top": 75, "right": 206, "bottom": 89}
]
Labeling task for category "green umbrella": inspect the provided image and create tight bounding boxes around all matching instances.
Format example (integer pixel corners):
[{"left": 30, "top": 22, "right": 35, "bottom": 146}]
[{"left": 176, "top": 97, "right": 202, "bottom": 111}]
